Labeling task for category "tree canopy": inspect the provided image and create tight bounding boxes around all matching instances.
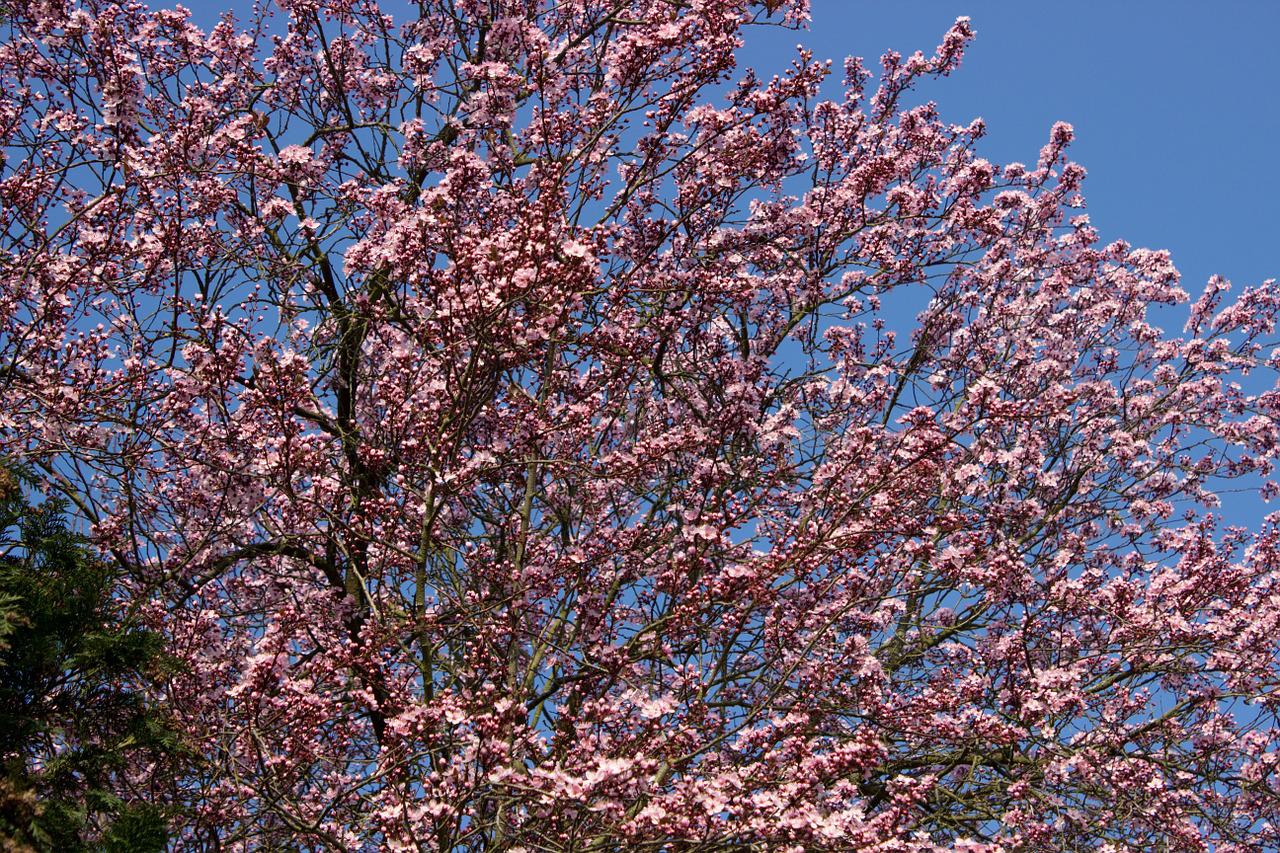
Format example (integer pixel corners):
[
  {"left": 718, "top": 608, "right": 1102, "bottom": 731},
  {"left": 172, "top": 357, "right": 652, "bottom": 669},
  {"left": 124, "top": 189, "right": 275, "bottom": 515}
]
[{"left": 1, "top": 1, "right": 1279, "bottom": 849}]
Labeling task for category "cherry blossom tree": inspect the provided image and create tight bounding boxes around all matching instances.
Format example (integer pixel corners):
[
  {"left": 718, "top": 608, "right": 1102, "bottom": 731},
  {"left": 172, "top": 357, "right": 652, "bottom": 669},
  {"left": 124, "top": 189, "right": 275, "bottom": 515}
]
[{"left": 3, "top": 0, "right": 1280, "bottom": 849}]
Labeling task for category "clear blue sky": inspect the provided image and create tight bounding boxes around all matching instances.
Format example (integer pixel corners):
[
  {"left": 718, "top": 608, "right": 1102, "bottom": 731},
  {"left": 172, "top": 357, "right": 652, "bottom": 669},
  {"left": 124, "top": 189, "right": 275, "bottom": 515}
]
[{"left": 743, "top": 1, "right": 1279, "bottom": 298}]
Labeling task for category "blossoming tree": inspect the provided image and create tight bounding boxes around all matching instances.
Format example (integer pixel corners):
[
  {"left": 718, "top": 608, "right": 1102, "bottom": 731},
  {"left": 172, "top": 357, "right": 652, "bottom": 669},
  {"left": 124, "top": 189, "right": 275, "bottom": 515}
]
[{"left": 3, "top": 0, "right": 1280, "bottom": 849}]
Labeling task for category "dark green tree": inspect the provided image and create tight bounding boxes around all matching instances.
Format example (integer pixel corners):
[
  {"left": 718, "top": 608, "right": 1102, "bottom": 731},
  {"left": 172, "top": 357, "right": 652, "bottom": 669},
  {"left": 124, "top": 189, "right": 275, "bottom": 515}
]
[{"left": 0, "top": 467, "right": 174, "bottom": 852}]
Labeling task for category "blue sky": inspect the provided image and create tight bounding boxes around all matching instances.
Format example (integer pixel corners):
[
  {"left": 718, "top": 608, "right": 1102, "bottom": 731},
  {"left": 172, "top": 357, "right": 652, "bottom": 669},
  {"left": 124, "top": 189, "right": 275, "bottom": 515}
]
[{"left": 745, "top": 1, "right": 1279, "bottom": 299}]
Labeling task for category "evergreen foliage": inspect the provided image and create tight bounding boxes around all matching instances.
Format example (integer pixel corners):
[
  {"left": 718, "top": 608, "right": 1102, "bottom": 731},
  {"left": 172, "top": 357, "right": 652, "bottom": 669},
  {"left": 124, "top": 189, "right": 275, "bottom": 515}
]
[{"left": 0, "top": 467, "right": 172, "bottom": 852}]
